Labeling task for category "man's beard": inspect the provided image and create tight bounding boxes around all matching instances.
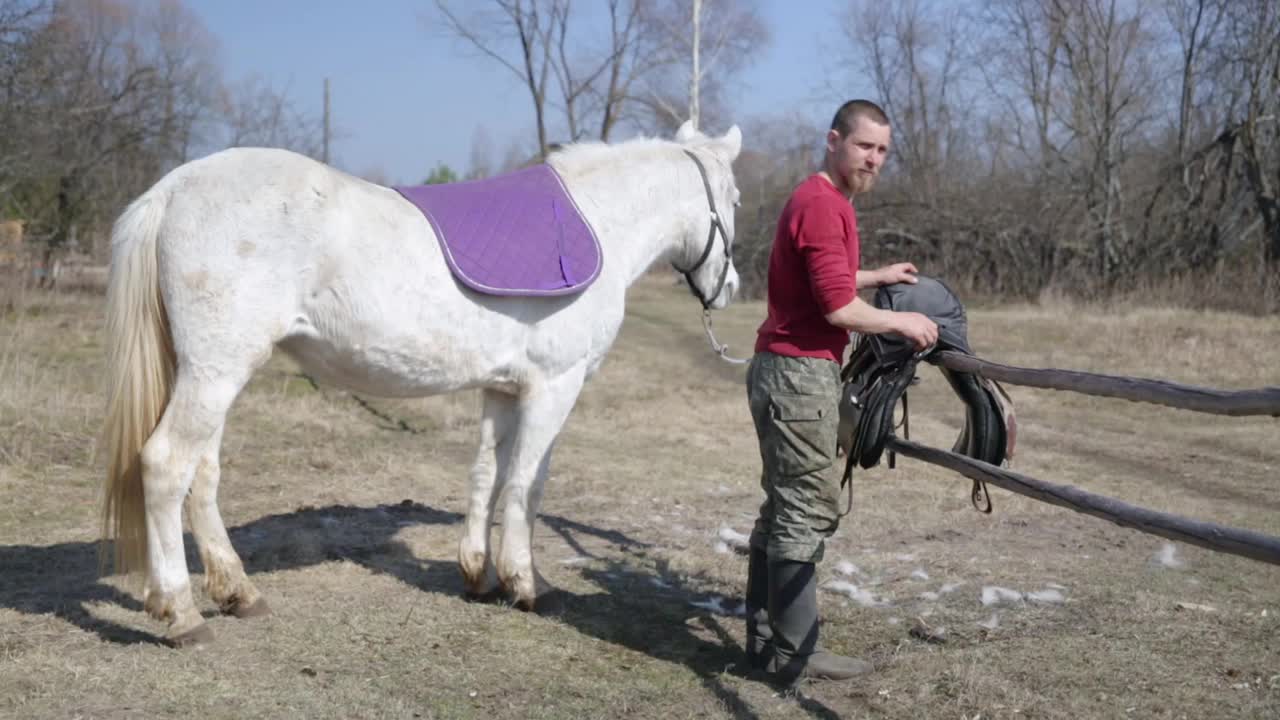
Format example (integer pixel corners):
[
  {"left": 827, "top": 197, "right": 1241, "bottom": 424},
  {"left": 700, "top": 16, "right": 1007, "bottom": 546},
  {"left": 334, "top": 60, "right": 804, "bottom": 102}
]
[{"left": 849, "top": 170, "right": 877, "bottom": 195}]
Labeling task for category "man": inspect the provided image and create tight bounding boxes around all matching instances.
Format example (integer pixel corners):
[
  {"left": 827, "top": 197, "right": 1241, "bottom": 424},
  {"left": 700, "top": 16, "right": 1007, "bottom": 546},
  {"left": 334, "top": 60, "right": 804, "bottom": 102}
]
[{"left": 745, "top": 100, "right": 938, "bottom": 685}]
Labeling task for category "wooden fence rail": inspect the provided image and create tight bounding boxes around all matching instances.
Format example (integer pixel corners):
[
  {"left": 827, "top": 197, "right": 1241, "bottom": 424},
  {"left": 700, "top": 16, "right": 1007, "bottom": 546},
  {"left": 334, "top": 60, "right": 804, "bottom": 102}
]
[
  {"left": 932, "top": 350, "right": 1280, "bottom": 417},
  {"left": 888, "top": 437, "right": 1280, "bottom": 567},
  {"left": 892, "top": 351, "right": 1280, "bottom": 565}
]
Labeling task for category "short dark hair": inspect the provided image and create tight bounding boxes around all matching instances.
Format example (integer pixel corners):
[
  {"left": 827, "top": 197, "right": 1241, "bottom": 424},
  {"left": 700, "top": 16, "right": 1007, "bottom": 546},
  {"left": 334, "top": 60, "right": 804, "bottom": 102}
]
[{"left": 830, "top": 100, "right": 890, "bottom": 136}]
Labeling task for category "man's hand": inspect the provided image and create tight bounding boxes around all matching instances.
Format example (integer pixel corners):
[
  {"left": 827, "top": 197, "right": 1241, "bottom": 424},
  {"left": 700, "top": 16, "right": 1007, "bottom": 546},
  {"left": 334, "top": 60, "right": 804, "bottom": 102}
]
[
  {"left": 825, "top": 298, "right": 938, "bottom": 349},
  {"left": 875, "top": 262, "right": 919, "bottom": 286},
  {"left": 893, "top": 311, "right": 938, "bottom": 350}
]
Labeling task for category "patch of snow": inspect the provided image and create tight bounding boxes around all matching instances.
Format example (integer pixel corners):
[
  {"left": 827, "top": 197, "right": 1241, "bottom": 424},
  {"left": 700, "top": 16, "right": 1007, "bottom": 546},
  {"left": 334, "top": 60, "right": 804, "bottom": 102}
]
[
  {"left": 834, "top": 560, "right": 863, "bottom": 577},
  {"left": 919, "top": 591, "right": 940, "bottom": 601},
  {"left": 823, "top": 580, "right": 885, "bottom": 608},
  {"left": 689, "top": 596, "right": 745, "bottom": 617},
  {"left": 940, "top": 582, "right": 964, "bottom": 594},
  {"left": 559, "top": 556, "right": 591, "bottom": 566},
  {"left": 977, "top": 613, "right": 1000, "bottom": 630},
  {"left": 716, "top": 526, "right": 751, "bottom": 552},
  {"left": 1154, "top": 542, "right": 1184, "bottom": 568},
  {"left": 713, "top": 540, "right": 731, "bottom": 555},
  {"left": 649, "top": 577, "right": 672, "bottom": 589},
  {"left": 1027, "top": 588, "right": 1065, "bottom": 604},
  {"left": 910, "top": 568, "right": 929, "bottom": 581},
  {"left": 981, "top": 586, "right": 1024, "bottom": 606}
]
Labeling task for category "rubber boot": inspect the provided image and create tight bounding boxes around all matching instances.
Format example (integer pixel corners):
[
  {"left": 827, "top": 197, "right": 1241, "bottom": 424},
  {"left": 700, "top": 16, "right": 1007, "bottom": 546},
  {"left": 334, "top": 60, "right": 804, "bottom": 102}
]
[
  {"left": 744, "top": 547, "right": 773, "bottom": 671},
  {"left": 767, "top": 559, "right": 874, "bottom": 685}
]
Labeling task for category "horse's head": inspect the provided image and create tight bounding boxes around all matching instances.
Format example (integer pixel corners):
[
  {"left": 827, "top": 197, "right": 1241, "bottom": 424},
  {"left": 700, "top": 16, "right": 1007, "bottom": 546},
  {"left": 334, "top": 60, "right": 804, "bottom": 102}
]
[{"left": 672, "top": 121, "right": 742, "bottom": 311}]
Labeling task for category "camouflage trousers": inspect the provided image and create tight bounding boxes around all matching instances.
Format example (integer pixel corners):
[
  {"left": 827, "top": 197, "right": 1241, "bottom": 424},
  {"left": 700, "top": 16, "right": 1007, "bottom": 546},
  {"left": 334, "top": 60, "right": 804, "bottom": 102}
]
[{"left": 746, "top": 352, "right": 843, "bottom": 564}]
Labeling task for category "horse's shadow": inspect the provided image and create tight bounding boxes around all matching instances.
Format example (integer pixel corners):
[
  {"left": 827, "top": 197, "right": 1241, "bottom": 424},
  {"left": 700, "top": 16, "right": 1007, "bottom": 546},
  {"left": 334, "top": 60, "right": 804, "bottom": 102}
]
[{"left": 0, "top": 501, "right": 838, "bottom": 719}]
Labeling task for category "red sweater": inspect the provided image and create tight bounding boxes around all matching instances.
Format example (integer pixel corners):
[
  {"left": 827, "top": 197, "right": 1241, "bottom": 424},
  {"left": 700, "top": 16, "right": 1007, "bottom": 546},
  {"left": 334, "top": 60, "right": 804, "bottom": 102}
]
[{"left": 755, "top": 174, "right": 859, "bottom": 363}]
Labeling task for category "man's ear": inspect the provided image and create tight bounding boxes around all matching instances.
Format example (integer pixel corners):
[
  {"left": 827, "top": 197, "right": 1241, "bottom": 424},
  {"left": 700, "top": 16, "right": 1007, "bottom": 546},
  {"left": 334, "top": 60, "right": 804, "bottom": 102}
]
[{"left": 825, "top": 128, "right": 842, "bottom": 153}]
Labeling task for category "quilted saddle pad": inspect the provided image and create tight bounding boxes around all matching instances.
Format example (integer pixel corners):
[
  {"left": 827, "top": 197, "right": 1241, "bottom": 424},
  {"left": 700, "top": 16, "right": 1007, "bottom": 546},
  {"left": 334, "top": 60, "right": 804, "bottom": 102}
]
[{"left": 393, "top": 165, "right": 602, "bottom": 296}]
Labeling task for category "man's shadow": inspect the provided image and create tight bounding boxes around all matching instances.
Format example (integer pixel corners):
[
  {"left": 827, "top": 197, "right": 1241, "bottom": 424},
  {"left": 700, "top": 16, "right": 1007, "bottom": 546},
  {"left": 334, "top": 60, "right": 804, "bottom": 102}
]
[{"left": 0, "top": 501, "right": 841, "bottom": 719}]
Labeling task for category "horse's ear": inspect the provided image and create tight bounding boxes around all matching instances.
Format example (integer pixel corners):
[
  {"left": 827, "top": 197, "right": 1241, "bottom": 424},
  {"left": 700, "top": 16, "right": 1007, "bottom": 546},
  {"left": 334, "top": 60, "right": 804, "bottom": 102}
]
[
  {"left": 719, "top": 125, "right": 743, "bottom": 161},
  {"left": 675, "top": 120, "right": 698, "bottom": 143}
]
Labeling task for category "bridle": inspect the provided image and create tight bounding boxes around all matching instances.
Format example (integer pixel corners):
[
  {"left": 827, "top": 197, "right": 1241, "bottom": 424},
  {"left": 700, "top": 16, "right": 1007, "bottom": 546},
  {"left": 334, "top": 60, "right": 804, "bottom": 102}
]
[
  {"left": 672, "top": 148, "right": 751, "bottom": 365},
  {"left": 672, "top": 149, "right": 733, "bottom": 310}
]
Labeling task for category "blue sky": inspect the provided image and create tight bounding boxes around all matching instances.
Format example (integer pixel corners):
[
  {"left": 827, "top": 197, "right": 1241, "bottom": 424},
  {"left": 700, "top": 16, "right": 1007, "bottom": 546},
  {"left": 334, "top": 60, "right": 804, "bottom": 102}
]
[{"left": 187, "top": 1, "right": 870, "bottom": 185}]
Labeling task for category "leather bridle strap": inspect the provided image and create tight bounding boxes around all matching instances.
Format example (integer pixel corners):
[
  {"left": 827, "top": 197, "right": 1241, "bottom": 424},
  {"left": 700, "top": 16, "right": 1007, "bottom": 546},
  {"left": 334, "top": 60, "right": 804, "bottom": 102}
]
[{"left": 673, "top": 149, "right": 732, "bottom": 310}]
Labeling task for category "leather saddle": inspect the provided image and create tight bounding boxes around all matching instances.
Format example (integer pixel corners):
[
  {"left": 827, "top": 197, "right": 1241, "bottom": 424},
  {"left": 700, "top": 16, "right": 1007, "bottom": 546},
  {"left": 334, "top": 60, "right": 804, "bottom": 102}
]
[{"left": 837, "top": 275, "right": 1016, "bottom": 512}]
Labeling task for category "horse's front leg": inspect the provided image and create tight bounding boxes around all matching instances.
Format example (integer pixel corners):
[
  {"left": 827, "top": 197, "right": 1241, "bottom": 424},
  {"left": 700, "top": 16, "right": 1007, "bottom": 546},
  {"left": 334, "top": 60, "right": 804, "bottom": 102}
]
[
  {"left": 458, "top": 389, "right": 517, "bottom": 598},
  {"left": 497, "top": 368, "right": 586, "bottom": 610}
]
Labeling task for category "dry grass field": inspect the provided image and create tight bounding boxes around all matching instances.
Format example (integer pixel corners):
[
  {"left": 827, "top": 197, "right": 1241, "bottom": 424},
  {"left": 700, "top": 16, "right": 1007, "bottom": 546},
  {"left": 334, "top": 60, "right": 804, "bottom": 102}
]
[{"left": 1, "top": 272, "right": 1277, "bottom": 719}]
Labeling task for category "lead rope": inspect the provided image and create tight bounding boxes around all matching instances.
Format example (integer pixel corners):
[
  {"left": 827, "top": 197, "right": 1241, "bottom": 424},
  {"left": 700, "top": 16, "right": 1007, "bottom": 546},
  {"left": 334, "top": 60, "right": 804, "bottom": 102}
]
[{"left": 700, "top": 309, "right": 750, "bottom": 365}]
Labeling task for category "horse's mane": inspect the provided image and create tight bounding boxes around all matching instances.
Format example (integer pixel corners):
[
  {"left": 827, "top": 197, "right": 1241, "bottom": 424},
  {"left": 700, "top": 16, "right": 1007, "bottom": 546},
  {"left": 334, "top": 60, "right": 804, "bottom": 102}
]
[{"left": 547, "top": 135, "right": 680, "bottom": 182}]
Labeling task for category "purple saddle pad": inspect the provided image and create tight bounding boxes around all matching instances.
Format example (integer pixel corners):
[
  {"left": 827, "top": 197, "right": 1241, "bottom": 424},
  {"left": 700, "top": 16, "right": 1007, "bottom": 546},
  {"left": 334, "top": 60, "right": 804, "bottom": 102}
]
[{"left": 394, "top": 165, "right": 602, "bottom": 296}]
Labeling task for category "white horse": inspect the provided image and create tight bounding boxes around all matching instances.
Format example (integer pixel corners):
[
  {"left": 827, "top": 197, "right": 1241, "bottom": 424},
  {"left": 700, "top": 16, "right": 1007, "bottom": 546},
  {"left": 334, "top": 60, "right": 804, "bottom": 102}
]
[{"left": 101, "top": 123, "right": 743, "bottom": 645}]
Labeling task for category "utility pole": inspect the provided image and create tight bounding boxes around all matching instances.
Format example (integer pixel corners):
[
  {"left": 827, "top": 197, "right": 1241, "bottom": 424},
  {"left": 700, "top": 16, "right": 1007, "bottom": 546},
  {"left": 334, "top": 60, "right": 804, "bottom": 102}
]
[
  {"left": 322, "top": 78, "right": 331, "bottom": 164},
  {"left": 689, "top": 0, "right": 701, "bottom": 131}
]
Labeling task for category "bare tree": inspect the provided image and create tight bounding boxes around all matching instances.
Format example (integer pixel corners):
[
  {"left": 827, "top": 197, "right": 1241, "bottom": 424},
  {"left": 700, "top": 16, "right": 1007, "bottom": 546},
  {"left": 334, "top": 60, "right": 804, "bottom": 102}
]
[
  {"left": 435, "top": 0, "right": 660, "bottom": 154},
  {"left": 844, "top": 0, "right": 971, "bottom": 207},
  {"left": 1050, "top": 0, "right": 1160, "bottom": 283},
  {"left": 216, "top": 75, "right": 323, "bottom": 157},
  {"left": 0, "top": 0, "right": 49, "bottom": 203},
  {"left": 1213, "top": 0, "right": 1280, "bottom": 267},
  {"left": 434, "top": 0, "right": 562, "bottom": 157},
  {"left": 19, "top": 0, "right": 219, "bottom": 259},
  {"left": 467, "top": 124, "right": 494, "bottom": 179},
  {"left": 633, "top": 0, "right": 768, "bottom": 133}
]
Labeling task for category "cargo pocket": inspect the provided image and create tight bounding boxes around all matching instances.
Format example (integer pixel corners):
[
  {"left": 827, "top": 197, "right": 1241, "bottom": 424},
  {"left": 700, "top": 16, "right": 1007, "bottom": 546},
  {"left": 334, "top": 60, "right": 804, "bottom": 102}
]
[{"left": 767, "top": 391, "right": 838, "bottom": 477}]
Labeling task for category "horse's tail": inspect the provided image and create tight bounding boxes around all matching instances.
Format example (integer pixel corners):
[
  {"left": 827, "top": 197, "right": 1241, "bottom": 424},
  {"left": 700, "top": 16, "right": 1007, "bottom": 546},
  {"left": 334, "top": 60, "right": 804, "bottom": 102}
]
[{"left": 101, "top": 184, "right": 176, "bottom": 578}]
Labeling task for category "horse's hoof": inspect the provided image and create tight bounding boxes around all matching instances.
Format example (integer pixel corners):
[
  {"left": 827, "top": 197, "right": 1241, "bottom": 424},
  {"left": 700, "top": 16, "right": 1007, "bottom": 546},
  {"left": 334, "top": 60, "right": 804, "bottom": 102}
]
[
  {"left": 231, "top": 597, "right": 272, "bottom": 619},
  {"left": 170, "top": 622, "right": 215, "bottom": 648}
]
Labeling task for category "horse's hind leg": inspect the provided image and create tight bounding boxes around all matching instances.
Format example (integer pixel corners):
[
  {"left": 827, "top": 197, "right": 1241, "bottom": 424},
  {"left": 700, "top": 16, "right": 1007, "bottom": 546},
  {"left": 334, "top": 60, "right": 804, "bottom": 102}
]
[
  {"left": 189, "top": 426, "right": 269, "bottom": 619},
  {"left": 140, "top": 372, "right": 246, "bottom": 645},
  {"left": 458, "top": 389, "right": 517, "bottom": 598}
]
